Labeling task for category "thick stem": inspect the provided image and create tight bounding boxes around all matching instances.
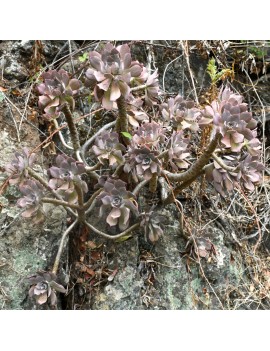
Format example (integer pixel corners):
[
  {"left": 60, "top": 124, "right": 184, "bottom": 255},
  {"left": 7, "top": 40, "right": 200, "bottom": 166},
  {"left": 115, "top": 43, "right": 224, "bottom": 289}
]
[
  {"left": 53, "top": 119, "right": 73, "bottom": 150},
  {"left": 212, "top": 153, "right": 236, "bottom": 172},
  {"left": 162, "top": 133, "right": 221, "bottom": 182},
  {"left": 52, "top": 220, "right": 78, "bottom": 274},
  {"left": 61, "top": 104, "right": 80, "bottom": 151},
  {"left": 41, "top": 197, "right": 80, "bottom": 210},
  {"left": 112, "top": 163, "right": 124, "bottom": 178},
  {"left": 83, "top": 188, "right": 103, "bottom": 212},
  {"left": 133, "top": 179, "right": 149, "bottom": 197},
  {"left": 157, "top": 149, "right": 169, "bottom": 159},
  {"left": 130, "top": 84, "right": 147, "bottom": 92},
  {"left": 116, "top": 95, "right": 129, "bottom": 145},
  {"left": 158, "top": 177, "right": 169, "bottom": 202},
  {"left": 74, "top": 183, "right": 86, "bottom": 222},
  {"left": 149, "top": 174, "right": 157, "bottom": 193},
  {"left": 163, "top": 170, "right": 204, "bottom": 205},
  {"left": 84, "top": 220, "right": 140, "bottom": 240}
]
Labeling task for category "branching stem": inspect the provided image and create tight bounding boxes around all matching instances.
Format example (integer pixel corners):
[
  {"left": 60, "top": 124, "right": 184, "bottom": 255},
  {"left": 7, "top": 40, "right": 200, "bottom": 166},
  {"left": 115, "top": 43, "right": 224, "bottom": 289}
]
[
  {"left": 84, "top": 221, "right": 140, "bottom": 240},
  {"left": 61, "top": 104, "right": 80, "bottom": 151},
  {"left": 52, "top": 220, "right": 78, "bottom": 274}
]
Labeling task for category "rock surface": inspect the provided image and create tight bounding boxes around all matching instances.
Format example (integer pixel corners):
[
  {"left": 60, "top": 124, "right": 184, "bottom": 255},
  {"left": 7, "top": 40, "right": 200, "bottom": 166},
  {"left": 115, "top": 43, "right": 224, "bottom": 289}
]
[{"left": 0, "top": 40, "right": 269, "bottom": 310}]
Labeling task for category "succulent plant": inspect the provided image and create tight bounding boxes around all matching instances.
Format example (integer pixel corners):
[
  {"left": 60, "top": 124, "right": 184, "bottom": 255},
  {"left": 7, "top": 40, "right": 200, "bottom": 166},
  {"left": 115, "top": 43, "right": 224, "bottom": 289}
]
[
  {"left": 92, "top": 131, "right": 126, "bottom": 167},
  {"left": 28, "top": 271, "right": 66, "bottom": 306},
  {"left": 5, "top": 148, "right": 36, "bottom": 185},
  {"left": 194, "top": 237, "right": 215, "bottom": 259},
  {"left": 237, "top": 154, "right": 264, "bottom": 191},
  {"left": 201, "top": 86, "right": 257, "bottom": 151},
  {"left": 97, "top": 178, "right": 138, "bottom": 230},
  {"left": 161, "top": 95, "right": 201, "bottom": 131},
  {"left": 183, "top": 236, "right": 216, "bottom": 260},
  {"left": 205, "top": 156, "right": 238, "bottom": 197},
  {"left": 85, "top": 43, "right": 143, "bottom": 109},
  {"left": 17, "top": 180, "right": 45, "bottom": 224},
  {"left": 48, "top": 154, "right": 87, "bottom": 203},
  {"left": 37, "top": 69, "right": 81, "bottom": 120},
  {"left": 167, "top": 131, "right": 190, "bottom": 170},
  {"left": 132, "top": 121, "right": 165, "bottom": 149},
  {"left": 243, "top": 136, "right": 262, "bottom": 157},
  {"left": 124, "top": 147, "right": 161, "bottom": 182},
  {"left": 140, "top": 209, "right": 167, "bottom": 242},
  {"left": 144, "top": 70, "right": 160, "bottom": 106},
  {"left": 126, "top": 97, "right": 149, "bottom": 127}
]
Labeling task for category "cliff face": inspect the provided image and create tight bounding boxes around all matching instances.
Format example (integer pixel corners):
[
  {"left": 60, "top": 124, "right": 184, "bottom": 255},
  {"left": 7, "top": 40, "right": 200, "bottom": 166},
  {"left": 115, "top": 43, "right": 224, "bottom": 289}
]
[{"left": 1, "top": 40, "right": 269, "bottom": 310}]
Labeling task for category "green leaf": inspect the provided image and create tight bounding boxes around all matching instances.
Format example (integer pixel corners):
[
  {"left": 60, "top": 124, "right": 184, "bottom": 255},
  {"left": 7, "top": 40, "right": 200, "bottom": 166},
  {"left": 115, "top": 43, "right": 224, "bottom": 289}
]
[
  {"left": 79, "top": 53, "right": 88, "bottom": 62},
  {"left": 207, "top": 58, "right": 217, "bottom": 83},
  {"left": 121, "top": 132, "right": 132, "bottom": 139}
]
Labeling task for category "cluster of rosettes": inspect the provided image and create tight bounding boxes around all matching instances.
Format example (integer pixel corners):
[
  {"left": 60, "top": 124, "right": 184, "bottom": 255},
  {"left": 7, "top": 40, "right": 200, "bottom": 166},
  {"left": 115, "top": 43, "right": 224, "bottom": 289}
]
[
  {"left": 123, "top": 121, "right": 164, "bottom": 182},
  {"left": 205, "top": 154, "right": 264, "bottom": 196},
  {"left": 48, "top": 154, "right": 88, "bottom": 204},
  {"left": 201, "top": 86, "right": 260, "bottom": 153},
  {"left": 161, "top": 95, "right": 201, "bottom": 132},
  {"left": 37, "top": 69, "right": 81, "bottom": 120},
  {"left": 5, "top": 150, "right": 89, "bottom": 222},
  {"left": 96, "top": 178, "right": 139, "bottom": 231},
  {"left": 199, "top": 86, "right": 264, "bottom": 196},
  {"left": 85, "top": 42, "right": 159, "bottom": 109},
  {"left": 123, "top": 120, "right": 193, "bottom": 181},
  {"left": 5, "top": 148, "right": 45, "bottom": 223}
]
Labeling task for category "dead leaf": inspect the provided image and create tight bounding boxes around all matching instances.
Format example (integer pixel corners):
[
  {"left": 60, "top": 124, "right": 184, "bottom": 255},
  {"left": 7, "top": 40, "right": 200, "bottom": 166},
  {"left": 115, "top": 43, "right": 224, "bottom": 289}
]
[
  {"left": 91, "top": 251, "right": 101, "bottom": 261},
  {"left": 107, "top": 269, "right": 118, "bottom": 282},
  {"left": 0, "top": 86, "right": 7, "bottom": 92},
  {"left": 85, "top": 241, "right": 97, "bottom": 249},
  {"left": 84, "top": 266, "right": 96, "bottom": 277}
]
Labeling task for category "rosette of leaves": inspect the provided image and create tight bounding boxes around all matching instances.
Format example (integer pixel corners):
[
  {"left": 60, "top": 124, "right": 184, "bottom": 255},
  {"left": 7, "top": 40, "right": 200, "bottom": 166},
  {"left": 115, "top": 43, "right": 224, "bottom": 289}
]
[
  {"left": 126, "top": 97, "right": 149, "bottom": 127},
  {"left": 96, "top": 178, "right": 138, "bottom": 230},
  {"left": 243, "top": 134, "right": 262, "bottom": 157},
  {"left": 161, "top": 95, "right": 201, "bottom": 131},
  {"left": 205, "top": 156, "right": 238, "bottom": 197},
  {"left": 92, "top": 131, "right": 126, "bottom": 167},
  {"left": 37, "top": 69, "right": 81, "bottom": 120},
  {"left": 17, "top": 180, "right": 45, "bottom": 224},
  {"left": 48, "top": 154, "right": 87, "bottom": 203},
  {"left": 144, "top": 70, "right": 160, "bottom": 106},
  {"left": 167, "top": 131, "right": 190, "bottom": 171},
  {"left": 5, "top": 148, "right": 36, "bottom": 185},
  {"left": 85, "top": 43, "right": 143, "bottom": 109},
  {"left": 140, "top": 210, "right": 167, "bottom": 242},
  {"left": 202, "top": 86, "right": 257, "bottom": 151},
  {"left": 132, "top": 121, "right": 165, "bottom": 149},
  {"left": 183, "top": 236, "right": 216, "bottom": 260},
  {"left": 237, "top": 154, "right": 264, "bottom": 191},
  {"left": 28, "top": 271, "right": 66, "bottom": 306},
  {"left": 124, "top": 147, "right": 161, "bottom": 182}
]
